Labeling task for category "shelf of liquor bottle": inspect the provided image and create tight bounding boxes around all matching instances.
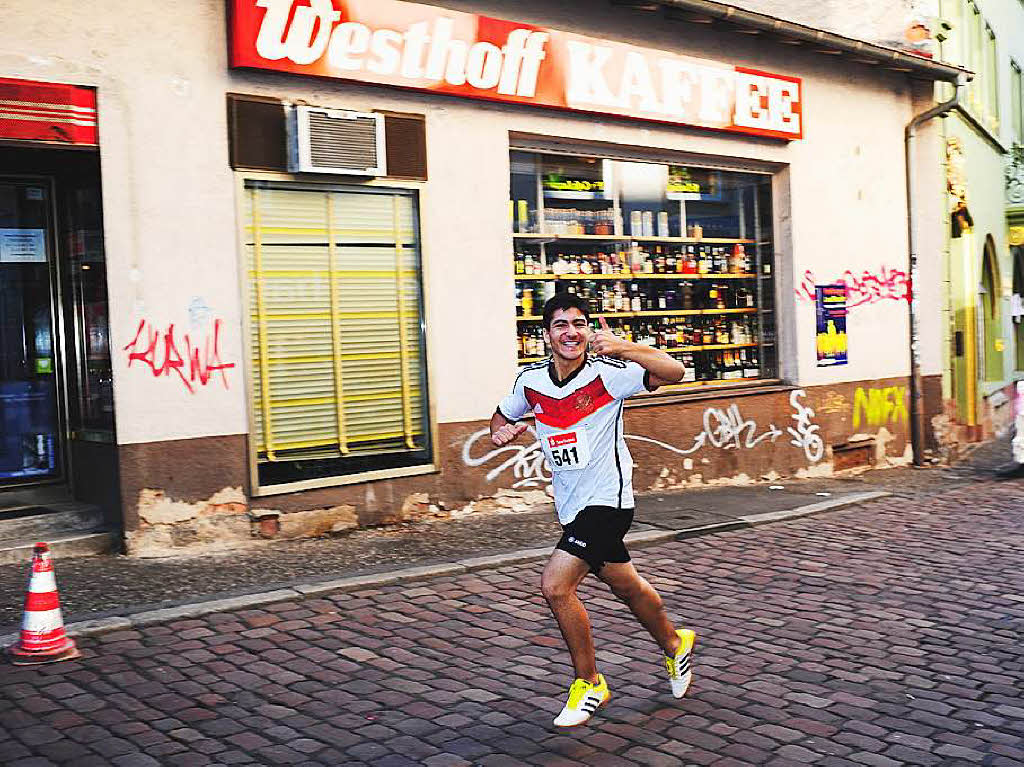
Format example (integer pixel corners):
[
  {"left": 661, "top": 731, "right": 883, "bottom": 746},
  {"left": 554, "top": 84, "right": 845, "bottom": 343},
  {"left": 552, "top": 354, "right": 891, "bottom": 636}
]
[
  {"left": 512, "top": 233, "right": 755, "bottom": 244},
  {"left": 665, "top": 343, "right": 759, "bottom": 353},
  {"left": 516, "top": 308, "right": 755, "bottom": 322},
  {"left": 517, "top": 343, "right": 757, "bottom": 364},
  {"left": 514, "top": 273, "right": 758, "bottom": 281}
]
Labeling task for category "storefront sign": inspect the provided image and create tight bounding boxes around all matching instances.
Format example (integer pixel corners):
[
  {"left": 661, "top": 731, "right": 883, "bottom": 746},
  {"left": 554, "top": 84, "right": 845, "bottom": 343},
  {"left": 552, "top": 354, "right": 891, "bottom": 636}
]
[
  {"left": 0, "top": 229, "right": 46, "bottom": 263},
  {"left": 815, "top": 285, "right": 848, "bottom": 367},
  {"left": 230, "top": 0, "right": 803, "bottom": 139},
  {"left": 0, "top": 77, "right": 98, "bottom": 146}
]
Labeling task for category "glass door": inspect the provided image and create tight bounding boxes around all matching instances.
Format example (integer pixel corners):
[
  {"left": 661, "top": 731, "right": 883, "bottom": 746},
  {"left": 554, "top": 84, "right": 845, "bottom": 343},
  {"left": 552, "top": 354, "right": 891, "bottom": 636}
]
[{"left": 0, "top": 179, "right": 63, "bottom": 485}]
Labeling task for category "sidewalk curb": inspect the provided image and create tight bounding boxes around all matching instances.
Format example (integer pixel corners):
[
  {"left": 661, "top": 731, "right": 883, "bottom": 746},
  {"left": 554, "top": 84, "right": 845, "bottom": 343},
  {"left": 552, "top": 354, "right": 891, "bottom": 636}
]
[{"left": 0, "top": 490, "right": 891, "bottom": 646}]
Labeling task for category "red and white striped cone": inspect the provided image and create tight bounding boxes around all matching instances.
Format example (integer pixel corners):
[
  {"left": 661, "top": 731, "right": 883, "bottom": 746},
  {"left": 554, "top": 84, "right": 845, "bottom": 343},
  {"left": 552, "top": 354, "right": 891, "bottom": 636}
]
[{"left": 7, "top": 542, "right": 80, "bottom": 665}]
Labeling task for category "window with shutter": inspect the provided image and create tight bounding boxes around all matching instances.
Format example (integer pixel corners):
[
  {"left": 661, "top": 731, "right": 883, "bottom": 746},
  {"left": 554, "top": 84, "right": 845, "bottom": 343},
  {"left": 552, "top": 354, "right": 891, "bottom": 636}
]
[{"left": 243, "top": 180, "right": 431, "bottom": 488}]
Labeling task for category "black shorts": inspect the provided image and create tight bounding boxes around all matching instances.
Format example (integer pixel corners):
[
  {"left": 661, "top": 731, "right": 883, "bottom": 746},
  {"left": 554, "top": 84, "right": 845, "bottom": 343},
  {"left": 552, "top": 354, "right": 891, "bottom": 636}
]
[{"left": 556, "top": 505, "right": 635, "bottom": 573}]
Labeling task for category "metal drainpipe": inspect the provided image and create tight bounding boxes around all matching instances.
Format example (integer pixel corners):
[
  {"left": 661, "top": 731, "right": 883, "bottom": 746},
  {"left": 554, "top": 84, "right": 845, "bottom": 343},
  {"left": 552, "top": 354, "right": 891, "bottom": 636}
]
[{"left": 905, "top": 77, "right": 965, "bottom": 466}]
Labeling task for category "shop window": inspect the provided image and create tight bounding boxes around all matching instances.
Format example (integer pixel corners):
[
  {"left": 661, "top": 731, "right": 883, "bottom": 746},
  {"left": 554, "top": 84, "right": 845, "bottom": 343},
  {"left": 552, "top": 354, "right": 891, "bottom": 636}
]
[
  {"left": 243, "top": 181, "right": 431, "bottom": 489},
  {"left": 1013, "top": 247, "right": 1024, "bottom": 371},
  {"left": 981, "top": 239, "right": 1003, "bottom": 382},
  {"left": 511, "top": 150, "right": 777, "bottom": 388}
]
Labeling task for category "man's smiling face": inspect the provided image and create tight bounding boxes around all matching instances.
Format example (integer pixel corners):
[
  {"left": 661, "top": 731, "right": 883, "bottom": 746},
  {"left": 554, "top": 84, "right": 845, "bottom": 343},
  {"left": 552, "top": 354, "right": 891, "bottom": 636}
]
[{"left": 544, "top": 307, "right": 590, "bottom": 363}]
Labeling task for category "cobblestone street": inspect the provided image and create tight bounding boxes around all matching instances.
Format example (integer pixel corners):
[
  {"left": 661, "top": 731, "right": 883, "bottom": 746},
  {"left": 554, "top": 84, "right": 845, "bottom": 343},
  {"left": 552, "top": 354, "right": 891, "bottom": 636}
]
[{"left": 2, "top": 480, "right": 1023, "bottom": 767}]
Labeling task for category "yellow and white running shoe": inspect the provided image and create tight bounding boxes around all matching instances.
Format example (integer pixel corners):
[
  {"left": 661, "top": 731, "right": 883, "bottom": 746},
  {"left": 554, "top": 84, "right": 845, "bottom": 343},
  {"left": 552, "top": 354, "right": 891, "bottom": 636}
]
[
  {"left": 665, "top": 628, "right": 696, "bottom": 698},
  {"left": 552, "top": 674, "right": 611, "bottom": 727}
]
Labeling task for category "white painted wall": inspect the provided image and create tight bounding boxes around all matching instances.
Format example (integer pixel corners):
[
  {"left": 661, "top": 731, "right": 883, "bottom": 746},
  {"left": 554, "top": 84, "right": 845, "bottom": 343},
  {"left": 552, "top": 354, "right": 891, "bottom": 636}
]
[{"left": 1, "top": 0, "right": 941, "bottom": 443}]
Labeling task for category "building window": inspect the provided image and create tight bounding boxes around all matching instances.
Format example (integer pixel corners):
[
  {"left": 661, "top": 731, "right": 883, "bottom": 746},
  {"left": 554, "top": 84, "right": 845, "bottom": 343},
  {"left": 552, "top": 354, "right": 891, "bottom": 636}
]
[
  {"left": 510, "top": 150, "right": 777, "bottom": 388},
  {"left": 981, "top": 239, "right": 1003, "bottom": 382},
  {"left": 243, "top": 180, "right": 431, "bottom": 489},
  {"left": 1013, "top": 248, "right": 1024, "bottom": 371},
  {"left": 1012, "top": 60, "right": 1023, "bottom": 143},
  {"left": 985, "top": 25, "right": 998, "bottom": 127}
]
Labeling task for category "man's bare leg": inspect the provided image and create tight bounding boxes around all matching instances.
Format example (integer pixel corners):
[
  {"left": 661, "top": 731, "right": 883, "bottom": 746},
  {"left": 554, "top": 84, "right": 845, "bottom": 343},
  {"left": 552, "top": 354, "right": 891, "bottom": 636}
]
[
  {"left": 541, "top": 550, "right": 599, "bottom": 682},
  {"left": 597, "top": 561, "right": 681, "bottom": 656}
]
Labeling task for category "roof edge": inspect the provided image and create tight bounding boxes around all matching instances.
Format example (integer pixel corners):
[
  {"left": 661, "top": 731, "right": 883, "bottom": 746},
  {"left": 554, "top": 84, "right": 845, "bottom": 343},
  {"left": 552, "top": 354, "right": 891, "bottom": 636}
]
[{"left": 653, "top": 0, "right": 972, "bottom": 82}]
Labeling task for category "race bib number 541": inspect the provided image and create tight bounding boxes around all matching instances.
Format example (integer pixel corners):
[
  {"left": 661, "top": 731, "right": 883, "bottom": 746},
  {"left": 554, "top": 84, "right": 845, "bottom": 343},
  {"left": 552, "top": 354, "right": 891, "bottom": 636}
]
[{"left": 543, "top": 428, "right": 591, "bottom": 472}]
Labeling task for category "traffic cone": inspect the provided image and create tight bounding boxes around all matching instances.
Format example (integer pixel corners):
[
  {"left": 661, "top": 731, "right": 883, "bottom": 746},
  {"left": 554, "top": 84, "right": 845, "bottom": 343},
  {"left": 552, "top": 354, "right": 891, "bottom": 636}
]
[{"left": 7, "top": 542, "right": 80, "bottom": 665}]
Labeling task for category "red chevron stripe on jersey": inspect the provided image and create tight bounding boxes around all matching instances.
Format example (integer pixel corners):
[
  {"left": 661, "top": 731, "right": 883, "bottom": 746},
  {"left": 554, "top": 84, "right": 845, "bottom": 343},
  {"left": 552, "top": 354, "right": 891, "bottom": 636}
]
[{"left": 525, "top": 376, "right": 615, "bottom": 429}]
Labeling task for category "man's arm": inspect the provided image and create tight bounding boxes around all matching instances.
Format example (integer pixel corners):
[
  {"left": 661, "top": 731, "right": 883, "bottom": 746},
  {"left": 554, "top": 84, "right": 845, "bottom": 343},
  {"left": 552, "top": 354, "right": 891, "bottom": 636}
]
[
  {"left": 490, "top": 409, "right": 528, "bottom": 446},
  {"left": 589, "top": 318, "right": 685, "bottom": 387}
]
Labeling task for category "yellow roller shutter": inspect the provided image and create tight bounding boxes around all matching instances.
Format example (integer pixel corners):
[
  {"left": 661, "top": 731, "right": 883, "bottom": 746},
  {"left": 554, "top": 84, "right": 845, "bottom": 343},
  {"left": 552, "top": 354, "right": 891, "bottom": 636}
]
[{"left": 244, "top": 183, "right": 426, "bottom": 469}]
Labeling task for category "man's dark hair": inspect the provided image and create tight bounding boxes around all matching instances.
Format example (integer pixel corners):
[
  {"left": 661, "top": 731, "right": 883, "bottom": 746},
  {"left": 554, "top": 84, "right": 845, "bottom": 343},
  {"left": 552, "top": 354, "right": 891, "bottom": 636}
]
[{"left": 542, "top": 291, "right": 590, "bottom": 329}]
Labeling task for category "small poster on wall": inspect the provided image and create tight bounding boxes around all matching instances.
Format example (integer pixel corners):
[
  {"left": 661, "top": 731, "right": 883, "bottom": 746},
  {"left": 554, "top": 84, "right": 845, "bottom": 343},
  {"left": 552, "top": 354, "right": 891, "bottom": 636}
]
[{"left": 816, "top": 284, "right": 848, "bottom": 366}]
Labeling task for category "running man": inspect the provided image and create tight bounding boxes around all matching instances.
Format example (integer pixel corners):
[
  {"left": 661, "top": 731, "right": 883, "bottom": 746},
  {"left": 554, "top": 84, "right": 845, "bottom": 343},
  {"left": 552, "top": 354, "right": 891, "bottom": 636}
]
[{"left": 490, "top": 291, "right": 697, "bottom": 727}]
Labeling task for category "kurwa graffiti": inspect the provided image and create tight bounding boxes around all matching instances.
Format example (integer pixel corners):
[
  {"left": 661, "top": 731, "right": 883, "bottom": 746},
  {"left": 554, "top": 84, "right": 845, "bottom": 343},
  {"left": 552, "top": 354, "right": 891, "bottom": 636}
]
[
  {"left": 462, "top": 390, "right": 824, "bottom": 487},
  {"left": 797, "top": 266, "right": 910, "bottom": 308},
  {"left": 852, "top": 385, "right": 908, "bottom": 429},
  {"left": 124, "top": 318, "right": 235, "bottom": 394}
]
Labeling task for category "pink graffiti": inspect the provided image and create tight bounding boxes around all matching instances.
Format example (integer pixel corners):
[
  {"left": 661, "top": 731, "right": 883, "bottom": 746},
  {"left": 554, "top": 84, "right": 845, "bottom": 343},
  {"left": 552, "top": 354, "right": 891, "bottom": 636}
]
[
  {"left": 796, "top": 266, "right": 911, "bottom": 308},
  {"left": 124, "top": 319, "right": 235, "bottom": 394}
]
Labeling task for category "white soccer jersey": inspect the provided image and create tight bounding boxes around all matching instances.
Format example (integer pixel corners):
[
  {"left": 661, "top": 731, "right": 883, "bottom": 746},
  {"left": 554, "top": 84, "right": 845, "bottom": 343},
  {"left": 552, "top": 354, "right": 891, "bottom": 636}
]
[{"left": 498, "top": 355, "right": 655, "bottom": 525}]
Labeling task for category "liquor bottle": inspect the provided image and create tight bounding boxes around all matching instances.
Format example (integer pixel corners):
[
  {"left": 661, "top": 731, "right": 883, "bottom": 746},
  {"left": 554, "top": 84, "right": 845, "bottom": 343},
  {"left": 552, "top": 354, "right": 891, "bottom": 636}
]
[
  {"left": 684, "top": 247, "right": 697, "bottom": 274},
  {"left": 657, "top": 289, "right": 667, "bottom": 311},
  {"left": 521, "top": 288, "right": 534, "bottom": 318},
  {"left": 675, "top": 322, "right": 686, "bottom": 348},
  {"left": 697, "top": 246, "right": 710, "bottom": 275},
  {"left": 630, "top": 283, "right": 642, "bottom": 313},
  {"left": 702, "top": 318, "right": 714, "bottom": 346},
  {"left": 666, "top": 249, "right": 677, "bottom": 274},
  {"left": 682, "top": 352, "right": 696, "bottom": 382},
  {"left": 681, "top": 282, "right": 694, "bottom": 310},
  {"left": 716, "top": 284, "right": 726, "bottom": 310},
  {"left": 707, "top": 285, "right": 718, "bottom": 311},
  {"left": 731, "top": 244, "right": 747, "bottom": 274},
  {"left": 655, "top": 247, "right": 667, "bottom": 274}
]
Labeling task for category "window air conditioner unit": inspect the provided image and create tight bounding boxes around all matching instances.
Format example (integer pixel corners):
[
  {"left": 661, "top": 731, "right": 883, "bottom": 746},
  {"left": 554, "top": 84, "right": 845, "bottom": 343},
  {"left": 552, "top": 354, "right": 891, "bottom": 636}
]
[{"left": 287, "top": 106, "right": 386, "bottom": 176}]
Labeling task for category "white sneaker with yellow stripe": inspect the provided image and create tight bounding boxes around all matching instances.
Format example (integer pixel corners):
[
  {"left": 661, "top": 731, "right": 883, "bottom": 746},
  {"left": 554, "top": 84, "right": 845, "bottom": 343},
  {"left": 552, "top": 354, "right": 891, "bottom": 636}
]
[
  {"left": 665, "top": 628, "right": 696, "bottom": 698},
  {"left": 552, "top": 674, "right": 611, "bottom": 727}
]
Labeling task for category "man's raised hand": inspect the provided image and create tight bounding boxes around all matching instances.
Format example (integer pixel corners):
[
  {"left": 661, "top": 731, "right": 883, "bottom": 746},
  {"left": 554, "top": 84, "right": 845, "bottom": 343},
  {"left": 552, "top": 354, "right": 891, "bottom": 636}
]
[
  {"left": 589, "top": 316, "right": 629, "bottom": 358},
  {"left": 491, "top": 422, "right": 529, "bottom": 447}
]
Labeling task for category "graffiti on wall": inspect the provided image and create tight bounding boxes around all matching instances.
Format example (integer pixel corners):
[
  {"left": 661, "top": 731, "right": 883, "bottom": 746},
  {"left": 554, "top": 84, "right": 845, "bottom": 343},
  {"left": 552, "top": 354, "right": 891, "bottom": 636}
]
[
  {"left": 462, "top": 389, "right": 824, "bottom": 487},
  {"left": 852, "top": 385, "right": 908, "bottom": 429},
  {"left": 796, "top": 266, "right": 910, "bottom": 308},
  {"left": 124, "top": 316, "right": 236, "bottom": 394}
]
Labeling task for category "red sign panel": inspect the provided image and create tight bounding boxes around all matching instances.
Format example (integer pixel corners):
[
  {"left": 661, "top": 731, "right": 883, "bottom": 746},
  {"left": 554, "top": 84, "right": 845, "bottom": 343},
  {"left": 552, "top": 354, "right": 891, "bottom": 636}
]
[
  {"left": 0, "top": 78, "right": 98, "bottom": 146},
  {"left": 230, "top": 0, "right": 803, "bottom": 140}
]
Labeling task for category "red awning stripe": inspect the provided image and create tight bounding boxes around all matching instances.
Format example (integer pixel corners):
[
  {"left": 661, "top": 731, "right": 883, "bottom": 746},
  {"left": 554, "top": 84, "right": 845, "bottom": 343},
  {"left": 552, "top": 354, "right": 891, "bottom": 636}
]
[
  {"left": 0, "top": 77, "right": 99, "bottom": 146},
  {"left": 0, "top": 99, "right": 97, "bottom": 115},
  {"left": 0, "top": 111, "right": 97, "bottom": 127}
]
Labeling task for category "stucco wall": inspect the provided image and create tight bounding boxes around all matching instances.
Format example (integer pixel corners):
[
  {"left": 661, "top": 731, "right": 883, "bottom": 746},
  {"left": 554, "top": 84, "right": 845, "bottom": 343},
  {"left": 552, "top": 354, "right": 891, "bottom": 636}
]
[{"left": 1, "top": 0, "right": 937, "bottom": 450}]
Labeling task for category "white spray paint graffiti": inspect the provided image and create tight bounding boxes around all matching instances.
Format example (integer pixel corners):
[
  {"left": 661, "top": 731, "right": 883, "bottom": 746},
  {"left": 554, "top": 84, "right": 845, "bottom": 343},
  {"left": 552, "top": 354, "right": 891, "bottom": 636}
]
[
  {"left": 462, "top": 390, "right": 824, "bottom": 486},
  {"left": 786, "top": 389, "right": 825, "bottom": 463},
  {"left": 461, "top": 425, "right": 551, "bottom": 488}
]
